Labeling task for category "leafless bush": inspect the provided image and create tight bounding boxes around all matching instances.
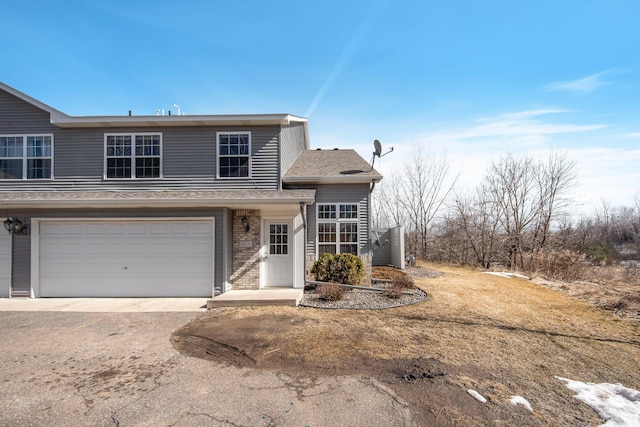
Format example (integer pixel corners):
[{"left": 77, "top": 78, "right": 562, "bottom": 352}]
[
  {"left": 317, "top": 284, "right": 347, "bottom": 301},
  {"left": 624, "top": 264, "right": 640, "bottom": 284},
  {"left": 383, "top": 286, "right": 403, "bottom": 299},
  {"left": 525, "top": 250, "right": 588, "bottom": 282},
  {"left": 392, "top": 274, "right": 415, "bottom": 289}
]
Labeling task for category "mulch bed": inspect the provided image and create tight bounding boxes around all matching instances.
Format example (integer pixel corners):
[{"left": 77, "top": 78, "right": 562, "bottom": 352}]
[{"left": 299, "top": 266, "right": 440, "bottom": 310}]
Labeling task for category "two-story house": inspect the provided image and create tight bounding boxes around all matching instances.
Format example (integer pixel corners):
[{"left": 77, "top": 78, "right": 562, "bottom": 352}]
[{"left": 0, "top": 83, "right": 382, "bottom": 299}]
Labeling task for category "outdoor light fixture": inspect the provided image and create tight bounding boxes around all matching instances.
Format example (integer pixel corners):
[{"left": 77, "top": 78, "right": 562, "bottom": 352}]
[
  {"left": 3, "top": 218, "right": 29, "bottom": 235},
  {"left": 241, "top": 215, "right": 250, "bottom": 232}
]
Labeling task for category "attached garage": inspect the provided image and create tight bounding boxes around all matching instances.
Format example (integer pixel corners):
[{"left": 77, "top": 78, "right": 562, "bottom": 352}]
[{"left": 33, "top": 219, "right": 215, "bottom": 297}]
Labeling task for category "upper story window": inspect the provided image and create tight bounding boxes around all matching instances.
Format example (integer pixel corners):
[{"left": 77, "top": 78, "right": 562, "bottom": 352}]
[
  {"left": 217, "top": 132, "right": 250, "bottom": 178},
  {"left": 317, "top": 203, "right": 359, "bottom": 256},
  {"left": 105, "top": 133, "right": 161, "bottom": 179},
  {"left": 0, "top": 135, "right": 53, "bottom": 180}
]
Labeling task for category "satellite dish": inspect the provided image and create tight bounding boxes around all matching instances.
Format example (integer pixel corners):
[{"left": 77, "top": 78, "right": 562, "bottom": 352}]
[
  {"left": 369, "top": 139, "right": 394, "bottom": 171},
  {"left": 374, "top": 139, "right": 382, "bottom": 157}
]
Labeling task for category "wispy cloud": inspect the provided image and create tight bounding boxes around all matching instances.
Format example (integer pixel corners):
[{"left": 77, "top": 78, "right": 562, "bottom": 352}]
[
  {"left": 305, "top": 0, "right": 389, "bottom": 117},
  {"left": 544, "top": 71, "right": 613, "bottom": 94},
  {"left": 415, "top": 109, "right": 608, "bottom": 146},
  {"left": 620, "top": 132, "right": 640, "bottom": 139}
]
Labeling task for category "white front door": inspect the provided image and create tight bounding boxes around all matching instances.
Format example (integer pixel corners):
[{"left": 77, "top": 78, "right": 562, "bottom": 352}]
[{"left": 263, "top": 220, "right": 293, "bottom": 287}]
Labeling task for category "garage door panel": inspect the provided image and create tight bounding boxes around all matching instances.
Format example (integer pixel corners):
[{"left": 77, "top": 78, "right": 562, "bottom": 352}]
[{"left": 39, "top": 220, "right": 214, "bottom": 297}]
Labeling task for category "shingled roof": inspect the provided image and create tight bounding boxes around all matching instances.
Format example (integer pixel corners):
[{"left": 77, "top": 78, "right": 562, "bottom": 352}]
[{"left": 283, "top": 149, "right": 382, "bottom": 184}]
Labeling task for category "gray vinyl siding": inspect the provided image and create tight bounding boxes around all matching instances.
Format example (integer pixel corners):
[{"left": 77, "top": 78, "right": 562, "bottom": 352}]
[
  {"left": 53, "top": 129, "right": 103, "bottom": 177},
  {"left": 291, "top": 184, "right": 371, "bottom": 258},
  {"left": 280, "top": 122, "right": 306, "bottom": 176},
  {"left": 45, "top": 126, "right": 281, "bottom": 189},
  {"left": 0, "top": 233, "right": 9, "bottom": 297},
  {"left": 0, "top": 90, "right": 56, "bottom": 134},
  {"left": 11, "top": 232, "right": 31, "bottom": 296},
  {"left": 8, "top": 209, "right": 226, "bottom": 296}
]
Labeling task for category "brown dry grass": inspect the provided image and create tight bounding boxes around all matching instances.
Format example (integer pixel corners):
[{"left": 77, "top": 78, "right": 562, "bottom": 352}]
[
  {"left": 533, "top": 264, "right": 640, "bottom": 321},
  {"left": 175, "top": 262, "right": 640, "bottom": 426}
]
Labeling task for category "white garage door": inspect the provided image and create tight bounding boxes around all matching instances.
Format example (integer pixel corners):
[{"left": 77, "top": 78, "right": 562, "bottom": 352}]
[
  {"left": 0, "top": 232, "right": 10, "bottom": 298},
  {"left": 38, "top": 219, "right": 214, "bottom": 297}
]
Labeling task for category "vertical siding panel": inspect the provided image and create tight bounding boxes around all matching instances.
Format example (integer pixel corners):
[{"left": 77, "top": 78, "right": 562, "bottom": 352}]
[{"left": 280, "top": 122, "right": 306, "bottom": 175}]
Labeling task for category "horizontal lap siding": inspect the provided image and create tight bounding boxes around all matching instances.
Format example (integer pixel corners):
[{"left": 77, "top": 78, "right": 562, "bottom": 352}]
[
  {"left": 0, "top": 233, "right": 11, "bottom": 297},
  {"left": 11, "top": 233, "right": 31, "bottom": 296},
  {"left": 248, "top": 127, "right": 280, "bottom": 189},
  {"left": 0, "top": 91, "right": 56, "bottom": 134},
  {"left": 289, "top": 184, "right": 370, "bottom": 258},
  {"left": 45, "top": 126, "right": 280, "bottom": 190},
  {"left": 53, "top": 129, "right": 104, "bottom": 177}
]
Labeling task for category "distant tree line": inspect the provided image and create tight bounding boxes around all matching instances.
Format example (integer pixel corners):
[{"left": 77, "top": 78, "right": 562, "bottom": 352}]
[{"left": 373, "top": 149, "right": 640, "bottom": 277}]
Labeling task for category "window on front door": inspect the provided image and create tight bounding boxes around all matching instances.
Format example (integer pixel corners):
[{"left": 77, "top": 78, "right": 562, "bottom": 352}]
[
  {"left": 269, "top": 224, "right": 289, "bottom": 255},
  {"left": 317, "top": 203, "right": 359, "bottom": 256}
]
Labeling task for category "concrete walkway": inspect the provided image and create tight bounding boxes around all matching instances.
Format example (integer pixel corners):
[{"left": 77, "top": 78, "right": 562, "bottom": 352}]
[
  {"left": 207, "top": 288, "right": 304, "bottom": 308},
  {"left": 0, "top": 298, "right": 208, "bottom": 312}
]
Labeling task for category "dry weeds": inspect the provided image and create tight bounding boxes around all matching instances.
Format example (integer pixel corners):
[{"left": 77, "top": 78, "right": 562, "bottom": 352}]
[{"left": 173, "top": 262, "right": 640, "bottom": 426}]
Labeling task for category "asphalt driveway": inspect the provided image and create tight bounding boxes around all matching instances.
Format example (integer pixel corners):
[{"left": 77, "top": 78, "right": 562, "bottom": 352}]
[{"left": 0, "top": 311, "right": 414, "bottom": 427}]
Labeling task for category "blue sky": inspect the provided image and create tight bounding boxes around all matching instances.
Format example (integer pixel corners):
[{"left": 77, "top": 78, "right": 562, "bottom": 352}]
[{"left": 2, "top": 0, "right": 639, "bottom": 213}]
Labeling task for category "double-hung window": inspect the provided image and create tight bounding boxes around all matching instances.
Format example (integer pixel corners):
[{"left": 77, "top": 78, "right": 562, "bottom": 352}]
[
  {"left": 105, "top": 133, "right": 161, "bottom": 179},
  {"left": 317, "top": 203, "right": 359, "bottom": 255},
  {"left": 0, "top": 135, "right": 53, "bottom": 179},
  {"left": 217, "top": 132, "right": 250, "bottom": 178}
]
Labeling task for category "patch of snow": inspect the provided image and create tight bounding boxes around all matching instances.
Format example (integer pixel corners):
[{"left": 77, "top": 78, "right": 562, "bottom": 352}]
[
  {"left": 467, "top": 389, "right": 487, "bottom": 403},
  {"left": 510, "top": 395, "right": 533, "bottom": 411},
  {"left": 483, "top": 272, "right": 531, "bottom": 280},
  {"left": 575, "top": 280, "right": 601, "bottom": 286},
  {"left": 556, "top": 376, "right": 640, "bottom": 426}
]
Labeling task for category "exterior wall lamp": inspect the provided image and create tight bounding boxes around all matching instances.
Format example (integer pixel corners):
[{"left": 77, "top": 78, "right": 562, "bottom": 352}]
[
  {"left": 241, "top": 215, "right": 250, "bottom": 232},
  {"left": 3, "top": 218, "right": 29, "bottom": 235}
]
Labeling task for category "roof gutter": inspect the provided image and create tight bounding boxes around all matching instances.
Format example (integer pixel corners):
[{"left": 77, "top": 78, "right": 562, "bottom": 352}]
[{"left": 282, "top": 175, "right": 383, "bottom": 185}]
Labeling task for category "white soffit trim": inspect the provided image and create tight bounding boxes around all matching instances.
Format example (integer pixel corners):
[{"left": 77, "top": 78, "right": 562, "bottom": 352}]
[{"left": 52, "top": 114, "right": 308, "bottom": 128}]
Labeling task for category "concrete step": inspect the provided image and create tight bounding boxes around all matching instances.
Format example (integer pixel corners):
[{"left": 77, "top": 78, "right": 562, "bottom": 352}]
[{"left": 207, "top": 289, "right": 303, "bottom": 308}]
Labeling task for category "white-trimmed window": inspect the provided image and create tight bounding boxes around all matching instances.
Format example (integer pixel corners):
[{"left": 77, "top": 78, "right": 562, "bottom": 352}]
[
  {"left": 105, "top": 133, "right": 161, "bottom": 179},
  {"left": 217, "top": 132, "right": 250, "bottom": 178},
  {"left": 0, "top": 134, "right": 53, "bottom": 179},
  {"left": 317, "top": 203, "right": 359, "bottom": 255}
]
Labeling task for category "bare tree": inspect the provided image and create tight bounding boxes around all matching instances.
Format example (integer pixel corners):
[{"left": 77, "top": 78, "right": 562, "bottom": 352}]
[
  {"left": 482, "top": 150, "right": 576, "bottom": 270},
  {"left": 531, "top": 150, "right": 576, "bottom": 251},
  {"left": 484, "top": 153, "right": 539, "bottom": 269},
  {"left": 450, "top": 186, "right": 501, "bottom": 268},
  {"left": 384, "top": 148, "right": 458, "bottom": 258},
  {"left": 371, "top": 179, "right": 407, "bottom": 229}
]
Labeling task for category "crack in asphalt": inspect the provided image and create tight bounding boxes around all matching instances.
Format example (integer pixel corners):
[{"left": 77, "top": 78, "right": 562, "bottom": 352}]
[
  {"left": 168, "top": 412, "right": 248, "bottom": 427},
  {"left": 274, "top": 372, "right": 321, "bottom": 401}
]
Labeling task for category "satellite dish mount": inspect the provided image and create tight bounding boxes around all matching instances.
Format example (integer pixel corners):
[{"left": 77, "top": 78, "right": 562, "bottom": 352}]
[{"left": 370, "top": 139, "right": 393, "bottom": 171}]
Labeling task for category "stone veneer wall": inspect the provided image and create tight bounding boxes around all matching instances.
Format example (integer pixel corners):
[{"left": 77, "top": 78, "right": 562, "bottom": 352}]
[{"left": 231, "top": 209, "right": 261, "bottom": 290}]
